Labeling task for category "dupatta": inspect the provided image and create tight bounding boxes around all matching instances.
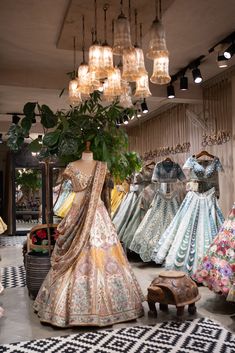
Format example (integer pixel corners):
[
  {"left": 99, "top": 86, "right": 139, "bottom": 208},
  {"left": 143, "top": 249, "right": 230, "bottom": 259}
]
[{"left": 51, "top": 161, "right": 107, "bottom": 281}]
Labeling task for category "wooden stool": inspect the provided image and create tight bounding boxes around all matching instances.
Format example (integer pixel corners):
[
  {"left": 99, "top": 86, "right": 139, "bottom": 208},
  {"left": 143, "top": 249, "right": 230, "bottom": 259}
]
[{"left": 147, "top": 271, "right": 201, "bottom": 320}]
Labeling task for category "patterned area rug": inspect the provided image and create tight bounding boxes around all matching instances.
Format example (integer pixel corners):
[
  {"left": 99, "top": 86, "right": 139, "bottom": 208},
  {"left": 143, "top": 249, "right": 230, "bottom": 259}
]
[
  {"left": 1, "top": 265, "right": 26, "bottom": 288},
  {"left": 0, "top": 236, "right": 26, "bottom": 247},
  {"left": 0, "top": 318, "right": 234, "bottom": 353}
]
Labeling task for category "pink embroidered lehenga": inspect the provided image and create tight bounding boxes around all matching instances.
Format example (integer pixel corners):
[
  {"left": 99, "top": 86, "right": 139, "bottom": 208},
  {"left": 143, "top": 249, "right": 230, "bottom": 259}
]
[{"left": 33, "top": 161, "right": 144, "bottom": 327}]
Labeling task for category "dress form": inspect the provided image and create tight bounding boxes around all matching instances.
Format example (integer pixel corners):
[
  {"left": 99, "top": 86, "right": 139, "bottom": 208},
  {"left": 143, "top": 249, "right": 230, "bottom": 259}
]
[{"left": 72, "top": 141, "right": 96, "bottom": 176}]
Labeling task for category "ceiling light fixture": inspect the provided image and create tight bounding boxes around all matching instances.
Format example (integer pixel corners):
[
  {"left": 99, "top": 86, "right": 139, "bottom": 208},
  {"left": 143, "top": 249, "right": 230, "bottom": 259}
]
[
  {"left": 0, "top": 134, "right": 3, "bottom": 144},
  {"left": 180, "top": 76, "right": 188, "bottom": 90},
  {"left": 123, "top": 114, "right": 129, "bottom": 124},
  {"left": 12, "top": 114, "right": 20, "bottom": 124},
  {"left": 224, "top": 42, "right": 235, "bottom": 59},
  {"left": 192, "top": 67, "right": 202, "bottom": 84},
  {"left": 113, "top": 0, "right": 132, "bottom": 55},
  {"left": 38, "top": 135, "right": 43, "bottom": 144},
  {"left": 217, "top": 54, "right": 229, "bottom": 68},
  {"left": 167, "top": 83, "right": 175, "bottom": 98},
  {"left": 141, "top": 98, "right": 148, "bottom": 113}
]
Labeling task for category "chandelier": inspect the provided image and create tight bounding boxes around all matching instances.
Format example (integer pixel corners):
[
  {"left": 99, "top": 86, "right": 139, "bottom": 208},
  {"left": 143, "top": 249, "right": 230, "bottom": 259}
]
[{"left": 68, "top": 0, "right": 170, "bottom": 112}]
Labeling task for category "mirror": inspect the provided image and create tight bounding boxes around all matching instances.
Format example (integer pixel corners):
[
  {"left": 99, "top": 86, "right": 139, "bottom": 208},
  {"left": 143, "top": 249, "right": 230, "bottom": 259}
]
[{"left": 15, "top": 168, "right": 43, "bottom": 234}]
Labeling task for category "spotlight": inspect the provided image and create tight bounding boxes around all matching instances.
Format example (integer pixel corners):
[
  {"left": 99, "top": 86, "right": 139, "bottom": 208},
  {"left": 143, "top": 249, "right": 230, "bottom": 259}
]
[
  {"left": 131, "top": 114, "right": 135, "bottom": 120},
  {"left": 38, "top": 135, "right": 43, "bottom": 144},
  {"left": 141, "top": 99, "right": 148, "bottom": 114},
  {"left": 0, "top": 134, "right": 3, "bottom": 144},
  {"left": 137, "top": 109, "right": 141, "bottom": 118},
  {"left": 123, "top": 114, "right": 129, "bottom": 125},
  {"left": 12, "top": 114, "right": 20, "bottom": 124},
  {"left": 217, "top": 54, "right": 228, "bottom": 68},
  {"left": 180, "top": 76, "right": 188, "bottom": 90},
  {"left": 224, "top": 43, "right": 235, "bottom": 59},
  {"left": 167, "top": 84, "right": 175, "bottom": 99},
  {"left": 116, "top": 118, "right": 121, "bottom": 126},
  {"left": 192, "top": 67, "right": 202, "bottom": 84}
]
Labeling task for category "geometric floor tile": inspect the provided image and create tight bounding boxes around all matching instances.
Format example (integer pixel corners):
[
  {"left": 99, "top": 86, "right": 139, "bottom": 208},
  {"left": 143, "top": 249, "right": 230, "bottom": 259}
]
[
  {"left": 0, "top": 318, "right": 234, "bottom": 353},
  {"left": 1, "top": 265, "right": 26, "bottom": 288},
  {"left": 0, "top": 235, "right": 27, "bottom": 247}
]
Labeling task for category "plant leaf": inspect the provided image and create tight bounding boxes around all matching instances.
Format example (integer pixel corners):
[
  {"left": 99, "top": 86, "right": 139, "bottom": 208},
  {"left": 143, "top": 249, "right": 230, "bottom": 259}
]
[
  {"left": 23, "top": 102, "right": 36, "bottom": 117},
  {"left": 43, "top": 130, "right": 61, "bottom": 147},
  {"left": 40, "top": 105, "right": 58, "bottom": 128}
]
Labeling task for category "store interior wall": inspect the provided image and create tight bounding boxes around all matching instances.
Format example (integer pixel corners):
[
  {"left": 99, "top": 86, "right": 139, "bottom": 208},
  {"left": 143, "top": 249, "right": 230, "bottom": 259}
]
[{"left": 127, "top": 70, "right": 235, "bottom": 216}]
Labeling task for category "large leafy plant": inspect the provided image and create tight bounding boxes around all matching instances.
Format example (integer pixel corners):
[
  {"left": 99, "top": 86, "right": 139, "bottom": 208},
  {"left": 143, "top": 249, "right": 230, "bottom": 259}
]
[{"left": 7, "top": 91, "right": 141, "bottom": 181}]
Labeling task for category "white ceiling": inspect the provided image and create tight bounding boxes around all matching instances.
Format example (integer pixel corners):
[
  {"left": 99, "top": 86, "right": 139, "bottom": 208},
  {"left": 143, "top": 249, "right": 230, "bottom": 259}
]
[{"left": 0, "top": 0, "right": 235, "bottom": 135}]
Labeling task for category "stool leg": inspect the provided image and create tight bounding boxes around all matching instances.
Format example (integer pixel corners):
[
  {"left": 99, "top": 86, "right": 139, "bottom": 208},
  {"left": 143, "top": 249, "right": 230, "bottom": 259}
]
[
  {"left": 148, "top": 301, "right": 158, "bottom": 317},
  {"left": 159, "top": 303, "right": 168, "bottom": 312},
  {"left": 188, "top": 303, "right": 197, "bottom": 315},
  {"left": 176, "top": 306, "right": 184, "bottom": 320}
]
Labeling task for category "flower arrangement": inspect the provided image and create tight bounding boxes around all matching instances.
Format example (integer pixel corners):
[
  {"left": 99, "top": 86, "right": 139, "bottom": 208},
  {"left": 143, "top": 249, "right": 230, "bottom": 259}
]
[{"left": 29, "top": 225, "right": 59, "bottom": 254}]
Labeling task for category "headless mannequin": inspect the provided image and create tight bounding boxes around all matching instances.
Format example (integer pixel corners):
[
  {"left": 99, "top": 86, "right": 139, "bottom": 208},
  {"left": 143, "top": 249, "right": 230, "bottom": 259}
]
[{"left": 71, "top": 141, "right": 96, "bottom": 176}]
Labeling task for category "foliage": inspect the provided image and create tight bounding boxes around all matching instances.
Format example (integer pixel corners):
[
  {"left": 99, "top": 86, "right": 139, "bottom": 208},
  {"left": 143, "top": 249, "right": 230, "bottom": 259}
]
[
  {"left": 7, "top": 91, "right": 142, "bottom": 181},
  {"left": 15, "top": 169, "right": 42, "bottom": 192}
]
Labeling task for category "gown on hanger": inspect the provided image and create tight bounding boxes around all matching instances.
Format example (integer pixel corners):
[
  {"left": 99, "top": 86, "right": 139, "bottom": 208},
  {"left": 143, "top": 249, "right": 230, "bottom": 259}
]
[
  {"left": 34, "top": 161, "right": 144, "bottom": 327},
  {"left": 129, "top": 160, "right": 185, "bottom": 261},
  {"left": 151, "top": 155, "right": 224, "bottom": 274},
  {"left": 193, "top": 204, "right": 235, "bottom": 301}
]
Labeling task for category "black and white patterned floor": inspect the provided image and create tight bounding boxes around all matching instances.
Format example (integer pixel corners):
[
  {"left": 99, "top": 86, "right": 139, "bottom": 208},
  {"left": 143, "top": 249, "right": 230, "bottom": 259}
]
[
  {"left": 0, "top": 318, "right": 234, "bottom": 353},
  {"left": 0, "top": 236, "right": 26, "bottom": 247},
  {"left": 1, "top": 265, "right": 26, "bottom": 288}
]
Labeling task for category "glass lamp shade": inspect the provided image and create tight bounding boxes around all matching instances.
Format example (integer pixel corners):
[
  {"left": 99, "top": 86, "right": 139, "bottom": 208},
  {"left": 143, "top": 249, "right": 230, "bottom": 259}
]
[
  {"left": 113, "top": 13, "right": 132, "bottom": 55},
  {"left": 69, "top": 79, "right": 82, "bottom": 105},
  {"left": 122, "top": 48, "right": 140, "bottom": 82},
  {"left": 88, "top": 44, "right": 106, "bottom": 80},
  {"left": 77, "top": 64, "right": 92, "bottom": 95},
  {"left": 119, "top": 93, "right": 133, "bottom": 108},
  {"left": 102, "top": 44, "right": 114, "bottom": 74},
  {"left": 103, "top": 67, "right": 122, "bottom": 101},
  {"left": 135, "top": 48, "right": 148, "bottom": 75},
  {"left": 134, "top": 74, "right": 152, "bottom": 98},
  {"left": 150, "top": 54, "right": 171, "bottom": 85},
  {"left": 147, "top": 19, "right": 168, "bottom": 60}
]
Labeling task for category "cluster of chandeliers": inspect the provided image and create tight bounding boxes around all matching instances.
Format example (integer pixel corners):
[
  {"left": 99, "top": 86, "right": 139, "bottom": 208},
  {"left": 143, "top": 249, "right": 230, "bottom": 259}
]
[{"left": 68, "top": 0, "right": 170, "bottom": 110}]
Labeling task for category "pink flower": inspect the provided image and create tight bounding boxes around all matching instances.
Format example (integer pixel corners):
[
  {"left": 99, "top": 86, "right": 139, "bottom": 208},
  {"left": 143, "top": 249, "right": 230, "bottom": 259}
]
[
  {"left": 200, "top": 269, "right": 208, "bottom": 277},
  {"left": 36, "top": 229, "right": 47, "bottom": 239},
  {"left": 32, "top": 235, "right": 37, "bottom": 244}
]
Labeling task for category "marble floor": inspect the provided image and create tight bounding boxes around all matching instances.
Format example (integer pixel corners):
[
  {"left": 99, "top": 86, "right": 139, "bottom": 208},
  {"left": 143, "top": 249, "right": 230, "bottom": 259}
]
[{"left": 1, "top": 244, "right": 235, "bottom": 345}]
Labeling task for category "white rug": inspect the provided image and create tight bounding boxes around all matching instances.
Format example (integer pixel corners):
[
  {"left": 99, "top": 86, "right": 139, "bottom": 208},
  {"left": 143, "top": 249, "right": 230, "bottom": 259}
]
[{"left": 0, "top": 317, "right": 234, "bottom": 353}]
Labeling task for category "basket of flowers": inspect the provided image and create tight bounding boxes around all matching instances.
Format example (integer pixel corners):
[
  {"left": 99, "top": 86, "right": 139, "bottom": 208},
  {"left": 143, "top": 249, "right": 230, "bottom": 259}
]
[{"left": 25, "top": 224, "right": 59, "bottom": 299}]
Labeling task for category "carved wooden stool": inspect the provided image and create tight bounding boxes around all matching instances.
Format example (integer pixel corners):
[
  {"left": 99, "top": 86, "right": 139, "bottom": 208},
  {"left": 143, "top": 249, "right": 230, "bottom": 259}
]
[{"left": 147, "top": 271, "right": 201, "bottom": 320}]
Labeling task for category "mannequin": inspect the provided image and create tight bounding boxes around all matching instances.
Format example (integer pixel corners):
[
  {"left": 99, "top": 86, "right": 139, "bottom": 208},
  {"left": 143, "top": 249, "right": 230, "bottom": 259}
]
[{"left": 34, "top": 141, "right": 144, "bottom": 327}]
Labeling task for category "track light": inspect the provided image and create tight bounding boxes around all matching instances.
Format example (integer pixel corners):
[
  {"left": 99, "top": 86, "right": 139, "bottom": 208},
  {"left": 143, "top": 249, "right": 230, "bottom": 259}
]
[
  {"left": 12, "top": 114, "right": 20, "bottom": 124},
  {"left": 167, "top": 84, "right": 175, "bottom": 99},
  {"left": 38, "top": 135, "right": 43, "bottom": 144},
  {"left": 141, "top": 99, "right": 148, "bottom": 114},
  {"left": 137, "top": 109, "right": 141, "bottom": 118},
  {"left": 217, "top": 54, "right": 228, "bottom": 68},
  {"left": 123, "top": 114, "right": 129, "bottom": 125},
  {"left": 180, "top": 76, "right": 188, "bottom": 90},
  {"left": 224, "top": 43, "right": 235, "bottom": 59},
  {"left": 0, "top": 134, "right": 3, "bottom": 144},
  {"left": 192, "top": 67, "right": 202, "bottom": 84}
]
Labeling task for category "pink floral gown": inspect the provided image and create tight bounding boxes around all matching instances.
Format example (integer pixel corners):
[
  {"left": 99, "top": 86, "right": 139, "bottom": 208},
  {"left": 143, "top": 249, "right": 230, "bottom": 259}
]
[
  {"left": 193, "top": 204, "right": 235, "bottom": 301},
  {"left": 33, "top": 161, "right": 144, "bottom": 327}
]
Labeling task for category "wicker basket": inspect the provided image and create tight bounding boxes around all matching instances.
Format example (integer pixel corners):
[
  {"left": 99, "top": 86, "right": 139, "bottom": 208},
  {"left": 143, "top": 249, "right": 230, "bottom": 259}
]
[
  {"left": 25, "top": 224, "right": 57, "bottom": 299},
  {"left": 25, "top": 252, "right": 51, "bottom": 299}
]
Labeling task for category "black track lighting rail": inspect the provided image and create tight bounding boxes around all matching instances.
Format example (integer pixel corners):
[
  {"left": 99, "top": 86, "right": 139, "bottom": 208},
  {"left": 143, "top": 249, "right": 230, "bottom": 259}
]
[{"left": 208, "top": 31, "right": 235, "bottom": 54}]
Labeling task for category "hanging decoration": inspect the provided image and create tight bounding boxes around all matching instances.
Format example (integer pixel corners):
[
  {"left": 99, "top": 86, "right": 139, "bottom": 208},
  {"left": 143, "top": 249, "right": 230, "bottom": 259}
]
[
  {"left": 68, "top": 37, "right": 82, "bottom": 105},
  {"left": 67, "top": 0, "right": 171, "bottom": 111}
]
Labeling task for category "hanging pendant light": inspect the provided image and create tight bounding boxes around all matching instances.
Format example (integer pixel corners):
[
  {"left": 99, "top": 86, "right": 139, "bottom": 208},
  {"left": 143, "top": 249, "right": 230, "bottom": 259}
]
[
  {"left": 122, "top": 47, "right": 140, "bottom": 81},
  {"left": 147, "top": 0, "right": 170, "bottom": 85},
  {"left": 134, "top": 22, "right": 151, "bottom": 98},
  {"left": 68, "top": 37, "right": 81, "bottom": 105},
  {"left": 113, "top": 0, "right": 133, "bottom": 55},
  {"left": 77, "top": 16, "right": 93, "bottom": 97},
  {"left": 102, "top": 4, "right": 114, "bottom": 76},
  {"left": 88, "top": 0, "right": 106, "bottom": 80},
  {"left": 119, "top": 81, "right": 133, "bottom": 108},
  {"left": 150, "top": 54, "right": 170, "bottom": 84},
  {"left": 103, "top": 67, "right": 122, "bottom": 101},
  {"left": 135, "top": 74, "right": 151, "bottom": 98}
]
